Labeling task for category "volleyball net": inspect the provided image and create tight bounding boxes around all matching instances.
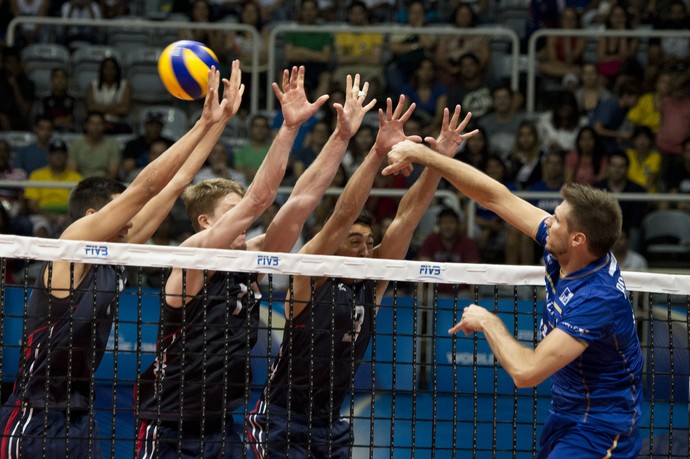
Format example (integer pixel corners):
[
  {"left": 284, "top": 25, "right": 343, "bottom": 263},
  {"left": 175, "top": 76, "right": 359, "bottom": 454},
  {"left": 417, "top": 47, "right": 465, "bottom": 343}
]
[{"left": 0, "top": 234, "right": 688, "bottom": 458}]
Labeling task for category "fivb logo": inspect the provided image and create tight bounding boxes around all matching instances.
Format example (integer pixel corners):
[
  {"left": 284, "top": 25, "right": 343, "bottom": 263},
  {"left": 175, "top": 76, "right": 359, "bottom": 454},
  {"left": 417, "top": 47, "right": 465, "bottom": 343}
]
[
  {"left": 84, "top": 244, "right": 109, "bottom": 258},
  {"left": 419, "top": 264, "right": 442, "bottom": 279},
  {"left": 257, "top": 254, "right": 279, "bottom": 269}
]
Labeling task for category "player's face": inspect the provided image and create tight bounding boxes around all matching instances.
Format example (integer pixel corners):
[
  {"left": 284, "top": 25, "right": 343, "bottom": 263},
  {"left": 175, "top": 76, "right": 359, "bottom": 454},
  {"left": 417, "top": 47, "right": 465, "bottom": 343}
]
[
  {"left": 544, "top": 202, "right": 574, "bottom": 256},
  {"left": 207, "top": 192, "right": 247, "bottom": 250},
  {"left": 336, "top": 223, "right": 374, "bottom": 258}
]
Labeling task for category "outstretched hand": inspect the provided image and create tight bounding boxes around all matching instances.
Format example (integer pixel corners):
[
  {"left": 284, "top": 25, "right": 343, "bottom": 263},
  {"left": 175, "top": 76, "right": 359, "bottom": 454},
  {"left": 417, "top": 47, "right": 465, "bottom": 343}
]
[
  {"left": 374, "top": 96, "right": 421, "bottom": 159},
  {"left": 199, "top": 66, "right": 229, "bottom": 124},
  {"left": 221, "top": 60, "right": 245, "bottom": 120},
  {"left": 425, "top": 105, "right": 478, "bottom": 158},
  {"left": 333, "top": 74, "right": 377, "bottom": 139},
  {"left": 273, "top": 66, "right": 329, "bottom": 129}
]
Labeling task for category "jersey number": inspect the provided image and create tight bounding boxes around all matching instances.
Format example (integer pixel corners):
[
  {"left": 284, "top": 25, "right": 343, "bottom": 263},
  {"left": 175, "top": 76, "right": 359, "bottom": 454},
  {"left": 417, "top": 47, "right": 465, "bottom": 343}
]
[{"left": 343, "top": 305, "right": 365, "bottom": 343}]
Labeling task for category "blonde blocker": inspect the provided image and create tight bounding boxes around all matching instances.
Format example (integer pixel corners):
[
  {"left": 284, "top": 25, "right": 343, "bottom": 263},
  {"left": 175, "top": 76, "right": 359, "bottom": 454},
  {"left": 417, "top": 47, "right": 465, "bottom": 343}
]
[
  {"left": 561, "top": 183, "right": 622, "bottom": 258},
  {"left": 182, "top": 178, "right": 246, "bottom": 232}
]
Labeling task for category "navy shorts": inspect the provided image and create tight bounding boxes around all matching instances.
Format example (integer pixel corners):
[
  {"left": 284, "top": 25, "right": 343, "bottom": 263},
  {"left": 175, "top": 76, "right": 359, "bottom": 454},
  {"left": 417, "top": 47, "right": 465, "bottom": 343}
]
[
  {"left": 0, "top": 394, "right": 102, "bottom": 459},
  {"left": 538, "top": 411, "right": 641, "bottom": 459},
  {"left": 247, "top": 405, "right": 352, "bottom": 459},
  {"left": 137, "top": 417, "right": 244, "bottom": 459}
]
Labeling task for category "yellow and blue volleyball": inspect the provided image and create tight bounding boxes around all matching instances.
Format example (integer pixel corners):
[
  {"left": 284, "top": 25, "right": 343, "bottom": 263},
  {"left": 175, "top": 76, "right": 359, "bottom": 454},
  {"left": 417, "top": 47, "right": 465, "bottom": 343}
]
[{"left": 158, "top": 40, "right": 219, "bottom": 100}]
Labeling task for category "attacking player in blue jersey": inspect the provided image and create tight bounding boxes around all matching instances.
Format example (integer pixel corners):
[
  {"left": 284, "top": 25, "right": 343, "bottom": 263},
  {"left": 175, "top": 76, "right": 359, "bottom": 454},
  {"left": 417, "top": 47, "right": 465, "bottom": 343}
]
[{"left": 383, "top": 141, "right": 643, "bottom": 458}]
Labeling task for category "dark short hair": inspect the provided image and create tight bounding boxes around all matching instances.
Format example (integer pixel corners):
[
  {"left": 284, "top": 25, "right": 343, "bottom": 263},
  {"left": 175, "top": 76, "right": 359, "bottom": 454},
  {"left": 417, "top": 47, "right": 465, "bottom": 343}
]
[
  {"left": 437, "top": 207, "right": 460, "bottom": 223},
  {"left": 632, "top": 125, "right": 655, "bottom": 141},
  {"left": 68, "top": 177, "right": 127, "bottom": 223},
  {"left": 561, "top": 183, "right": 622, "bottom": 258},
  {"left": 608, "top": 150, "right": 630, "bottom": 168}
]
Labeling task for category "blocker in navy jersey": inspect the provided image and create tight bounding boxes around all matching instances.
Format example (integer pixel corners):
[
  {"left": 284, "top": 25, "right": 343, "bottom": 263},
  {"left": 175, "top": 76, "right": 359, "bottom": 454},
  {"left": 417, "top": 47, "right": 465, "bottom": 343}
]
[
  {"left": 0, "top": 261, "right": 125, "bottom": 458},
  {"left": 248, "top": 278, "right": 375, "bottom": 458},
  {"left": 535, "top": 219, "right": 643, "bottom": 451},
  {"left": 138, "top": 271, "right": 260, "bottom": 425}
]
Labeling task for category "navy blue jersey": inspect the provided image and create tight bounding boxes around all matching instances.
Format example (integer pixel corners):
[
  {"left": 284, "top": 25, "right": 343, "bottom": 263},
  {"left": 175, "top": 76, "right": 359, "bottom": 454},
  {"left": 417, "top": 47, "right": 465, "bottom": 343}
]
[
  {"left": 138, "top": 271, "right": 260, "bottom": 422},
  {"left": 535, "top": 219, "right": 643, "bottom": 435},
  {"left": 255, "top": 278, "right": 375, "bottom": 422},
  {"left": 11, "top": 262, "right": 125, "bottom": 410}
]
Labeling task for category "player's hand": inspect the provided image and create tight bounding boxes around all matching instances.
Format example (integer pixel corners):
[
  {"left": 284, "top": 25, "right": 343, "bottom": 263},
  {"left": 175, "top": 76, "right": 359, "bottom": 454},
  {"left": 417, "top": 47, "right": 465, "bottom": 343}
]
[
  {"left": 424, "top": 105, "right": 478, "bottom": 158},
  {"left": 200, "top": 66, "right": 228, "bottom": 125},
  {"left": 221, "top": 60, "right": 245, "bottom": 120},
  {"left": 374, "top": 95, "right": 421, "bottom": 160},
  {"left": 332, "top": 74, "right": 377, "bottom": 140},
  {"left": 448, "top": 304, "right": 490, "bottom": 335},
  {"left": 274, "top": 65, "right": 329, "bottom": 129},
  {"left": 381, "top": 139, "right": 420, "bottom": 176}
]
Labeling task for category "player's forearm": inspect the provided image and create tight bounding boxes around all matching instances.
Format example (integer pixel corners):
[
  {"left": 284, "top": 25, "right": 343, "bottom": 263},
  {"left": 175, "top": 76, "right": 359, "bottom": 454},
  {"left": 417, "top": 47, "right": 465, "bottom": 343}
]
[
  {"left": 331, "top": 148, "right": 383, "bottom": 223},
  {"left": 290, "top": 131, "right": 350, "bottom": 203}
]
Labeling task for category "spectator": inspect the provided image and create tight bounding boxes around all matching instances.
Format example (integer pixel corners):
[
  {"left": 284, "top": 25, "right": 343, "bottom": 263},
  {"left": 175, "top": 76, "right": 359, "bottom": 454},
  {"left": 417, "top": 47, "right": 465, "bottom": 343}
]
[
  {"left": 435, "top": 4, "right": 491, "bottom": 87},
  {"left": 401, "top": 58, "right": 447, "bottom": 136},
  {"left": 308, "top": 163, "right": 349, "bottom": 239},
  {"left": 612, "top": 227, "right": 648, "bottom": 271},
  {"left": 626, "top": 125, "right": 662, "bottom": 192},
  {"left": 14, "top": 115, "right": 53, "bottom": 176},
  {"left": 590, "top": 80, "right": 640, "bottom": 154},
  {"left": 68, "top": 111, "right": 121, "bottom": 179},
  {"left": 0, "top": 139, "right": 32, "bottom": 236},
  {"left": 478, "top": 84, "right": 525, "bottom": 159},
  {"left": 648, "top": 1, "right": 690, "bottom": 76},
  {"left": 594, "top": 151, "right": 647, "bottom": 250},
  {"left": 60, "top": 0, "right": 102, "bottom": 46},
  {"left": 626, "top": 70, "right": 673, "bottom": 134},
  {"left": 293, "top": 120, "right": 329, "bottom": 179},
  {"left": 537, "top": 7, "right": 586, "bottom": 85},
  {"left": 417, "top": 206, "right": 480, "bottom": 294},
  {"left": 0, "top": 47, "right": 35, "bottom": 131},
  {"left": 121, "top": 111, "right": 175, "bottom": 180},
  {"left": 282, "top": 0, "right": 333, "bottom": 96},
  {"left": 24, "top": 139, "right": 83, "bottom": 238},
  {"left": 537, "top": 90, "right": 587, "bottom": 153},
  {"left": 85, "top": 56, "right": 133, "bottom": 134},
  {"left": 446, "top": 52, "right": 493, "bottom": 119},
  {"left": 41, "top": 67, "right": 77, "bottom": 133},
  {"left": 666, "top": 136, "right": 690, "bottom": 213},
  {"left": 178, "top": 0, "right": 225, "bottom": 55},
  {"left": 574, "top": 62, "right": 612, "bottom": 119},
  {"left": 333, "top": 1, "right": 384, "bottom": 92},
  {"left": 506, "top": 120, "right": 546, "bottom": 189},
  {"left": 386, "top": 0, "right": 437, "bottom": 96},
  {"left": 193, "top": 141, "right": 247, "bottom": 186},
  {"left": 596, "top": 4, "right": 642, "bottom": 90},
  {"left": 564, "top": 126, "right": 607, "bottom": 185},
  {"left": 455, "top": 124, "right": 489, "bottom": 170},
  {"left": 476, "top": 154, "right": 510, "bottom": 263},
  {"left": 233, "top": 113, "right": 271, "bottom": 182},
  {"left": 344, "top": 123, "right": 375, "bottom": 176},
  {"left": 657, "top": 71, "right": 690, "bottom": 185},
  {"left": 9, "top": 0, "right": 50, "bottom": 47},
  {"left": 123, "top": 138, "right": 171, "bottom": 183}
]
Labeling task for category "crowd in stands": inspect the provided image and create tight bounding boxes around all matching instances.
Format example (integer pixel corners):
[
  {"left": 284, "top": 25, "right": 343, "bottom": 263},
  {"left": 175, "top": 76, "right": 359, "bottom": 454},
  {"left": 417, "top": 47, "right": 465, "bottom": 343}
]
[{"left": 0, "top": 0, "right": 689, "bottom": 280}]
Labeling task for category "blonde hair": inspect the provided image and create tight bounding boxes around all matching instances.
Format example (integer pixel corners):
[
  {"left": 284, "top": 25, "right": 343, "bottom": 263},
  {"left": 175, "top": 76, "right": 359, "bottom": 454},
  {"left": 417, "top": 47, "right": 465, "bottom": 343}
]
[{"left": 182, "top": 178, "right": 246, "bottom": 232}]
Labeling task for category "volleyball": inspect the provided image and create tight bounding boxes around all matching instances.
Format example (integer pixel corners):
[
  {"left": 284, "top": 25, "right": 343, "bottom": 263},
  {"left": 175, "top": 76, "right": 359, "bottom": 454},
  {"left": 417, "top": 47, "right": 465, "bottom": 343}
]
[{"left": 158, "top": 40, "right": 220, "bottom": 100}]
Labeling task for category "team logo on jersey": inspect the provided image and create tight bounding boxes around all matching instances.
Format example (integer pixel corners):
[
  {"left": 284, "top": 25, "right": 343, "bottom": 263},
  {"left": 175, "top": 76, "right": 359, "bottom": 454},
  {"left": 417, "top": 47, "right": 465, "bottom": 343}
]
[
  {"left": 559, "top": 287, "right": 574, "bottom": 306},
  {"left": 545, "top": 254, "right": 555, "bottom": 265},
  {"left": 561, "top": 321, "right": 588, "bottom": 335}
]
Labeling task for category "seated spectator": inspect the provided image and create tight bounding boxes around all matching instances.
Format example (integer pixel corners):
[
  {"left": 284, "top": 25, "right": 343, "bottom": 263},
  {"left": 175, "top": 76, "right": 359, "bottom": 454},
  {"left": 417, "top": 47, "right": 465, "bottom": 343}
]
[
  {"left": 282, "top": 0, "right": 333, "bottom": 96},
  {"left": 386, "top": 0, "right": 437, "bottom": 96},
  {"left": 476, "top": 154, "right": 510, "bottom": 263},
  {"left": 477, "top": 84, "right": 525, "bottom": 160},
  {"left": 612, "top": 227, "right": 648, "bottom": 271},
  {"left": 0, "top": 139, "right": 32, "bottom": 236},
  {"left": 565, "top": 126, "right": 607, "bottom": 185},
  {"left": 68, "top": 111, "right": 121, "bottom": 179},
  {"left": 626, "top": 126, "right": 662, "bottom": 192},
  {"left": 648, "top": 1, "right": 690, "bottom": 76},
  {"left": 537, "top": 7, "right": 586, "bottom": 84},
  {"left": 665, "top": 136, "right": 690, "bottom": 213},
  {"left": 445, "top": 52, "right": 492, "bottom": 120},
  {"left": 121, "top": 111, "right": 175, "bottom": 180},
  {"left": 594, "top": 151, "right": 647, "bottom": 250},
  {"left": 41, "top": 67, "right": 77, "bottom": 133},
  {"left": 178, "top": 0, "right": 225, "bottom": 57},
  {"left": 85, "top": 56, "right": 133, "bottom": 134},
  {"left": 506, "top": 120, "right": 546, "bottom": 189},
  {"left": 344, "top": 123, "right": 375, "bottom": 176},
  {"left": 9, "top": 0, "right": 50, "bottom": 47},
  {"left": 123, "top": 138, "right": 170, "bottom": 183},
  {"left": 233, "top": 113, "right": 271, "bottom": 182},
  {"left": 401, "top": 58, "right": 447, "bottom": 136},
  {"left": 14, "top": 115, "right": 53, "bottom": 176},
  {"left": 455, "top": 124, "right": 489, "bottom": 170},
  {"left": 0, "top": 47, "right": 35, "bottom": 131},
  {"left": 194, "top": 141, "right": 246, "bottom": 186},
  {"left": 596, "top": 4, "right": 642, "bottom": 90},
  {"left": 590, "top": 80, "right": 641, "bottom": 154},
  {"left": 60, "top": 0, "right": 101, "bottom": 47},
  {"left": 575, "top": 62, "right": 612, "bottom": 119},
  {"left": 417, "top": 206, "right": 480, "bottom": 294},
  {"left": 293, "top": 120, "right": 329, "bottom": 179},
  {"left": 24, "top": 139, "right": 83, "bottom": 238},
  {"left": 657, "top": 71, "right": 690, "bottom": 185},
  {"left": 626, "top": 70, "right": 672, "bottom": 134},
  {"left": 435, "top": 4, "right": 491, "bottom": 87},
  {"left": 537, "top": 90, "right": 587, "bottom": 153}
]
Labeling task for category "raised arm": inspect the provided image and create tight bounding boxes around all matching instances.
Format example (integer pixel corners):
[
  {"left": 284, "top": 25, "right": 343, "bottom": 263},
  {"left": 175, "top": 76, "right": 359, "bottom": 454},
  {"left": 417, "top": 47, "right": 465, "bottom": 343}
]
[
  {"left": 374, "top": 106, "right": 477, "bottom": 300},
  {"left": 258, "top": 74, "right": 376, "bottom": 254},
  {"left": 128, "top": 61, "right": 245, "bottom": 244},
  {"left": 383, "top": 141, "right": 549, "bottom": 238}
]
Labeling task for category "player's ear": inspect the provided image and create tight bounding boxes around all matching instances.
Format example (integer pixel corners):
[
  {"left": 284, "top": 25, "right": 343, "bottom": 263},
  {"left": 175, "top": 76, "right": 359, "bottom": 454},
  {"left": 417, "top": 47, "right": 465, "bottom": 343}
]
[
  {"left": 198, "top": 214, "right": 212, "bottom": 230},
  {"left": 572, "top": 232, "right": 586, "bottom": 248},
  {"left": 84, "top": 208, "right": 97, "bottom": 217}
]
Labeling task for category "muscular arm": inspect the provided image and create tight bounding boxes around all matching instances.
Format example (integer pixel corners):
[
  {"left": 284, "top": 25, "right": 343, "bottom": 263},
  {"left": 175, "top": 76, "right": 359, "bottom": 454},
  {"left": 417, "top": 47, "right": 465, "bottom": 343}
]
[
  {"left": 450, "top": 305, "right": 586, "bottom": 387},
  {"left": 384, "top": 141, "right": 548, "bottom": 238}
]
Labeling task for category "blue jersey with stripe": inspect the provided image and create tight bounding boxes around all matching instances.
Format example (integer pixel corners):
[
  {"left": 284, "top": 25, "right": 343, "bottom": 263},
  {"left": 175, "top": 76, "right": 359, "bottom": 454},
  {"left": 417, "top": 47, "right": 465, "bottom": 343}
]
[{"left": 535, "top": 219, "right": 643, "bottom": 436}]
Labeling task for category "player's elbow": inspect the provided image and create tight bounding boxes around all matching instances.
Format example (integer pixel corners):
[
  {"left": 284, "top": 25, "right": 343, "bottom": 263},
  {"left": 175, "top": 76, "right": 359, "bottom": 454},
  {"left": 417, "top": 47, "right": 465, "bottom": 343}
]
[{"left": 510, "top": 367, "right": 545, "bottom": 388}]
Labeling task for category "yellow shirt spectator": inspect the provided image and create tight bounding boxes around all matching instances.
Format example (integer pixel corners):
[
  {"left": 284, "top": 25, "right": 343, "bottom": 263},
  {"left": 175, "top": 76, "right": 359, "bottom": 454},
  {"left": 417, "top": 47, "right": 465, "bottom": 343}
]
[
  {"left": 626, "top": 148, "right": 661, "bottom": 192},
  {"left": 25, "top": 167, "right": 83, "bottom": 214}
]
